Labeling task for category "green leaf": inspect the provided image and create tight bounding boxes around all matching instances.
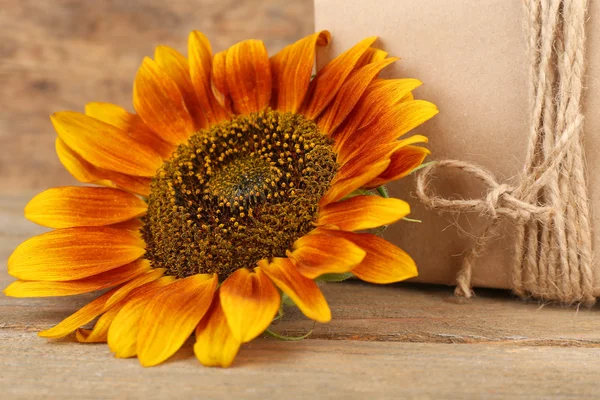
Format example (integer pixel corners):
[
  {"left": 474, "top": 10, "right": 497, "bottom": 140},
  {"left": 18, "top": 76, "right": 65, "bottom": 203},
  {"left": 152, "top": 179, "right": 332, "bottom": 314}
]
[
  {"left": 315, "top": 272, "right": 355, "bottom": 282},
  {"left": 402, "top": 217, "right": 422, "bottom": 223},
  {"left": 409, "top": 160, "right": 437, "bottom": 175}
]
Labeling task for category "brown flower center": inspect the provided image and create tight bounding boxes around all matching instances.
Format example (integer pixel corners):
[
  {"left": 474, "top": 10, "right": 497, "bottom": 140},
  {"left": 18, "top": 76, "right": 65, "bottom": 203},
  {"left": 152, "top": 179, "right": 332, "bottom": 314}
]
[{"left": 142, "top": 109, "right": 338, "bottom": 280}]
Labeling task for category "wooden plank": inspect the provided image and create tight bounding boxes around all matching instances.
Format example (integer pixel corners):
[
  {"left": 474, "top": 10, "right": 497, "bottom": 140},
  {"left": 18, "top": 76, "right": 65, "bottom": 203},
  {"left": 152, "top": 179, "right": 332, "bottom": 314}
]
[
  {"left": 3, "top": 194, "right": 600, "bottom": 347},
  {"left": 1, "top": 330, "right": 598, "bottom": 399},
  {"left": 3, "top": 195, "right": 600, "bottom": 397},
  {"left": 0, "top": 0, "right": 314, "bottom": 192}
]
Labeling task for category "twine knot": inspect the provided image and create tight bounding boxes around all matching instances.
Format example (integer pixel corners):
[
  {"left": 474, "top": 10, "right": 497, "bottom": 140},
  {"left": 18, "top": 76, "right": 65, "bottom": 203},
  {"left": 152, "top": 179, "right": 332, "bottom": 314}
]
[{"left": 484, "top": 184, "right": 512, "bottom": 218}]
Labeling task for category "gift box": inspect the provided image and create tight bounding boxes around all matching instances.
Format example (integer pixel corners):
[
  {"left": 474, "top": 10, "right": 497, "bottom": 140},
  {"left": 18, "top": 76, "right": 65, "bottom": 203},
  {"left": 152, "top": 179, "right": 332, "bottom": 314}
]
[{"left": 315, "top": 0, "right": 600, "bottom": 303}]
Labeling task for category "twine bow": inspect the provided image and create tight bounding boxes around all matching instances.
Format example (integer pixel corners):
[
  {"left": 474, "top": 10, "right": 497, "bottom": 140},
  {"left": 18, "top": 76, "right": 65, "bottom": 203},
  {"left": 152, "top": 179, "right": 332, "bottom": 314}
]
[{"left": 414, "top": 116, "right": 595, "bottom": 302}]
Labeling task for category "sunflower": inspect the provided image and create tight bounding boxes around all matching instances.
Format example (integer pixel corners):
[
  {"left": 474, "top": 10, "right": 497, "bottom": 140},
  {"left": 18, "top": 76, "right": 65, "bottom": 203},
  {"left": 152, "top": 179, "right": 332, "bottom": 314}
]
[{"left": 5, "top": 30, "right": 437, "bottom": 368}]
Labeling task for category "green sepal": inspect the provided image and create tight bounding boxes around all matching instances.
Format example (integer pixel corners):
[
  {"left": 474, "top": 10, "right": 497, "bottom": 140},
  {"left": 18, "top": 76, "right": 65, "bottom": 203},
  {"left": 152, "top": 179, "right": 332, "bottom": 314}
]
[
  {"left": 281, "top": 292, "right": 296, "bottom": 307},
  {"left": 315, "top": 272, "right": 355, "bottom": 282},
  {"left": 409, "top": 160, "right": 436, "bottom": 175}
]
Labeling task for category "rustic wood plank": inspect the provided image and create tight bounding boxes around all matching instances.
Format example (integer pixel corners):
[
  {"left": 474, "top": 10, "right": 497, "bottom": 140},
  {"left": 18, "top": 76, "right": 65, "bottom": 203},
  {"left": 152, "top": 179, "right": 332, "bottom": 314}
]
[
  {"left": 0, "top": 0, "right": 314, "bottom": 192},
  {"left": 3, "top": 195, "right": 600, "bottom": 397},
  {"left": 3, "top": 193, "right": 600, "bottom": 347},
  {"left": 1, "top": 330, "right": 598, "bottom": 399}
]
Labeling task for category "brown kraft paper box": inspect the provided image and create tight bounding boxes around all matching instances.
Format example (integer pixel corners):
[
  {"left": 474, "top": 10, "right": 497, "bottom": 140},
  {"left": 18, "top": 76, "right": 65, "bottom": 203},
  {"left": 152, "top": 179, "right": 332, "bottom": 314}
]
[{"left": 314, "top": 0, "right": 600, "bottom": 289}]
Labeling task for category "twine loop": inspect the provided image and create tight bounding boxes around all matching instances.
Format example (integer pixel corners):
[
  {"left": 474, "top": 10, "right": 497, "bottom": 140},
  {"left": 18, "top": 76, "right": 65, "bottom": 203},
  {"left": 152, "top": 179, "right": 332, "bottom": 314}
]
[{"left": 416, "top": 160, "right": 556, "bottom": 224}]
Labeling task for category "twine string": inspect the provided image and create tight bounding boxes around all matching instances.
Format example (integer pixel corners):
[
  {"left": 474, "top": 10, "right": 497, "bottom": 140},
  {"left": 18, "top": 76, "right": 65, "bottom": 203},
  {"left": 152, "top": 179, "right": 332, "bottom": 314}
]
[{"left": 414, "top": 0, "right": 595, "bottom": 305}]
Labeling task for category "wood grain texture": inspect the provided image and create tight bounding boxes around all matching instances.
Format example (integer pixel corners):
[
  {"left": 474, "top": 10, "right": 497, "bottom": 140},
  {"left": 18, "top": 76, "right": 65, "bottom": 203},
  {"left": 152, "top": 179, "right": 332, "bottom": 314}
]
[
  {"left": 2, "top": 193, "right": 600, "bottom": 398},
  {"left": 1, "top": 331, "right": 598, "bottom": 400},
  {"left": 0, "top": 0, "right": 314, "bottom": 192}
]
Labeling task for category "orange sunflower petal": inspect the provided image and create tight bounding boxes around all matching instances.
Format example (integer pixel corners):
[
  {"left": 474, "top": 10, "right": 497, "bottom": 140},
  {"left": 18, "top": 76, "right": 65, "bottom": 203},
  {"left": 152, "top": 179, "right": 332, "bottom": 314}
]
[
  {"left": 300, "top": 36, "right": 377, "bottom": 120},
  {"left": 345, "top": 100, "right": 437, "bottom": 157},
  {"left": 219, "top": 267, "right": 280, "bottom": 343},
  {"left": 354, "top": 135, "right": 429, "bottom": 176},
  {"left": 36, "top": 269, "right": 159, "bottom": 340},
  {"left": 102, "top": 267, "right": 167, "bottom": 310},
  {"left": 133, "top": 57, "right": 196, "bottom": 145},
  {"left": 85, "top": 102, "right": 176, "bottom": 160},
  {"left": 188, "top": 31, "right": 229, "bottom": 125},
  {"left": 289, "top": 232, "right": 366, "bottom": 279},
  {"left": 355, "top": 47, "right": 389, "bottom": 69},
  {"left": 333, "top": 79, "right": 423, "bottom": 154},
  {"left": 56, "top": 138, "right": 151, "bottom": 197},
  {"left": 317, "top": 57, "right": 398, "bottom": 135},
  {"left": 37, "top": 269, "right": 165, "bottom": 339},
  {"left": 8, "top": 227, "right": 145, "bottom": 281},
  {"left": 137, "top": 273, "right": 217, "bottom": 367},
  {"left": 224, "top": 40, "right": 271, "bottom": 114},
  {"left": 107, "top": 276, "right": 175, "bottom": 358},
  {"left": 194, "top": 291, "right": 241, "bottom": 368},
  {"left": 108, "top": 218, "right": 144, "bottom": 232},
  {"left": 210, "top": 50, "right": 233, "bottom": 113},
  {"left": 24, "top": 186, "right": 147, "bottom": 229},
  {"left": 317, "top": 196, "right": 410, "bottom": 231},
  {"left": 3, "top": 259, "right": 150, "bottom": 298},
  {"left": 38, "top": 287, "right": 120, "bottom": 339},
  {"left": 260, "top": 258, "right": 331, "bottom": 323},
  {"left": 51, "top": 111, "right": 163, "bottom": 177},
  {"left": 270, "top": 30, "right": 331, "bottom": 113},
  {"left": 367, "top": 145, "right": 431, "bottom": 188},
  {"left": 154, "top": 45, "right": 207, "bottom": 129},
  {"left": 319, "top": 158, "right": 390, "bottom": 207},
  {"left": 76, "top": 301, "right": 126, "bottom": 343},
  {"left": 323, "top": 230, "right": 418, "bottom": 284}
]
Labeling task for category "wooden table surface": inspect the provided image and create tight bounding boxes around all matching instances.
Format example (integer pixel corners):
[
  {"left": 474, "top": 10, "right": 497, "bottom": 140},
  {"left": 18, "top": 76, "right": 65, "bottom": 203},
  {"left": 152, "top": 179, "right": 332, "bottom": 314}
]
[
  {"left": 2, "top": 194, "right": 600, "bottom": 399},
  {"left": 2, "top": 1, "right": 600, "bottom": 399}
]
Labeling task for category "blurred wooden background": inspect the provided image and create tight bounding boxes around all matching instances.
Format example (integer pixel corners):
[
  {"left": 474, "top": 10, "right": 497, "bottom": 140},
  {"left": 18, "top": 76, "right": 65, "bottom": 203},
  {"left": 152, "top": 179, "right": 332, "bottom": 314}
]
[{"left": 0, "top": 0, "right": 314, "bottom": 192}]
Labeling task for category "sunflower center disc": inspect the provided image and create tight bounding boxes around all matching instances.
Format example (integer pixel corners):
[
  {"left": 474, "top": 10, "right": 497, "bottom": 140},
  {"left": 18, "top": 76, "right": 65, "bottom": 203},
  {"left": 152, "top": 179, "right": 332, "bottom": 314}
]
[{"left": 142, "top": 109, "right": 338, "bottom": 280}]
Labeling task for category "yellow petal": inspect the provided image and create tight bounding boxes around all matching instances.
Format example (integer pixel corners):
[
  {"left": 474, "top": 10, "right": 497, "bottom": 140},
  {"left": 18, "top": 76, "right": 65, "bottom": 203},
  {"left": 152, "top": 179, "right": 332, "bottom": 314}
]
[
  {"left": 323, "top": 230, "right": 418, "bottom": 284},
  {"left": 108, "top": 218, "right": 144, "bottom": 232},
  {"left": 260, "top": 258, "right": 331, "bottom": 323},
  {"left": 317, "top": 196, "right": 410, "bottom": 231},
  {"left": 194, "top": 291, "right": 241, "bottom": 368},
  {"left": 107, "top": 276, "right": 175, "bottom": 358},
  {"left": 36, "top": 269, "right": 164, "bottom": 339},
  {"left": 224, "top": 39, "right": 272, "bottom": 114},
  {"left": 51, "top": 111, "right": 163, "bottom": 177},
  {"left": 25, "top": 186, "right": 147, "bottom": 229},
  {"left": 290, "top": 232, "right": 366, "bottom": 279},
  {"left": 76, "top": 302, "right": 126, "bottom": 343},
  {"left": 55, "top": 138, "right": 152, "bottom": 197},
  {"left": 270, "top": 30, "right": 330, "bottom": 113},
  {"left": 219, "top": 267, "right": 280, "bottom": 343},
  {"left": 3, "top": 259, "right": 150, "bottom": 298},
  {"left": 85, "top": 102, "right": 176, "bottom": 160},
  {"left": 8, "top": 227, "right": 145, "bottom": 281},
  {"left": 137, "top": 274, "right": 217, "bottom": 367},
  {"left": 355, "top": 47, "right": 389, "bottom": 69},
  {"left": 300, "top": 37, "right": 377, "bottom": 120},
  {"left": 133, "top": 57, "right": 196, "bottom": 145}
]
